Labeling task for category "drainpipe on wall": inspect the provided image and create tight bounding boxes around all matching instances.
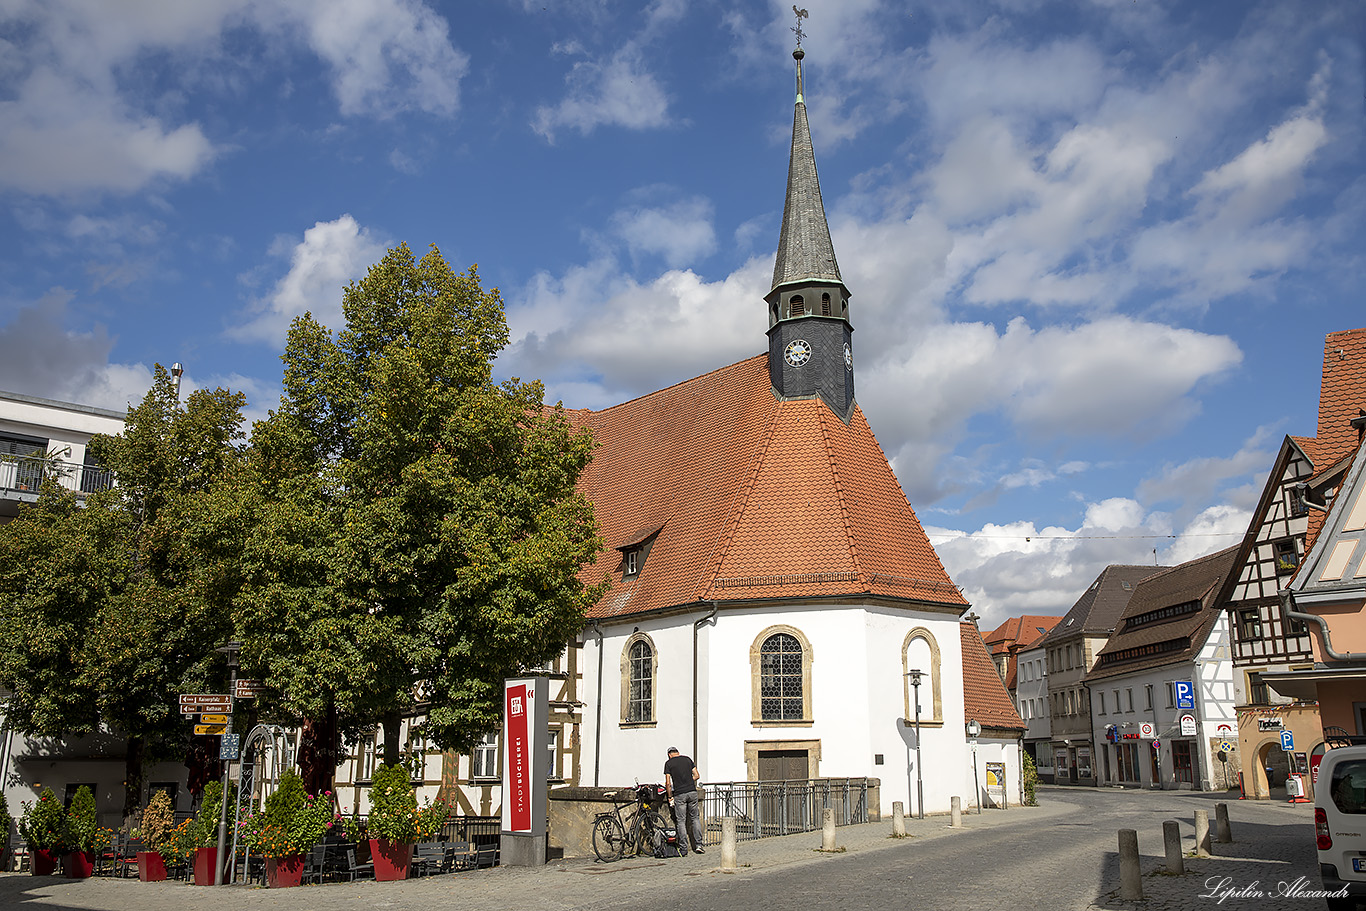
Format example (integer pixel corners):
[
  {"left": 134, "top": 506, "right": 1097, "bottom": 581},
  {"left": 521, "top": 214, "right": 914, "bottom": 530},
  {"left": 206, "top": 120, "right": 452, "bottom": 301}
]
[
  {"left": 693, "top": 603, "right": 718, "bottom": 761},
  {"left": 591, "top": 620, "right": 604, "bottom": 787},
  {"left": 1280, "top": 589, "right": 1366, "bottom": 663}
]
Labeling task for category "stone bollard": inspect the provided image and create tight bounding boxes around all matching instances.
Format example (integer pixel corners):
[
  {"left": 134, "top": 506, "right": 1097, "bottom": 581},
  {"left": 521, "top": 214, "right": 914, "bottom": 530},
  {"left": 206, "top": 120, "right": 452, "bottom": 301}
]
[
  {"left": 1163, "top": 820, "right": 1184, "bottom": 874},
  {"left": 822, "top": 807, "right": 836, "bottom": 851},
  {"left": 1215, "top": 802, "right": 1232, "bottom": 843},
  {"left": 951, "top": 796, "right": 962, "bottom": 828},
  {"left": 1194, "top": 810, "right": 1211, "bottom": 857},
  {"left": 720, "top": 817, "right": 737, "bottom": 871},
  {"left": 892, "top": 801, "right": 906, "bottom": 837},
  {"left": 1119, "top": 829, "right": 1142, "bottom": 901}
]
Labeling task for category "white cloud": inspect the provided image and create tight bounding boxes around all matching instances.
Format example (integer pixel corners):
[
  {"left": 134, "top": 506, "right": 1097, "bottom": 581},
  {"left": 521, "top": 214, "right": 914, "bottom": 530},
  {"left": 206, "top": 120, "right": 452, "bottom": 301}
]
[
  {"left": 610, "top": 195, "right": 717, "bottom": 268},
  {"left": 275, "top": 0, "right": 469, "bottom": 118},
  {"left": 230, "top": 215, "right": 389, "bottom": 345},
  {"left": 0, "top": 288, "right": 152, "bottom": 411},
  {"left": 927, "top": 494, "right": 1242, "bottom": 628},
  {"left": 0, "top": 0, "right": 468, "bottom": 196},
  {"left": 532, "top": 48, "right": 670, "bottom": 142}
]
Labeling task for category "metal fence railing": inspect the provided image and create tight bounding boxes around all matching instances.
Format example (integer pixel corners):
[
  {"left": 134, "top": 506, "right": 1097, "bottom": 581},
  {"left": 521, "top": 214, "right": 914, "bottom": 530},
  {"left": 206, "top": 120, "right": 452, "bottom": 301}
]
[
  {"left": 0, "top": 456, "right": 114, "bottom": 497},
  {"left": 694, "top": 778, "right": 870, "bottom": 846}
]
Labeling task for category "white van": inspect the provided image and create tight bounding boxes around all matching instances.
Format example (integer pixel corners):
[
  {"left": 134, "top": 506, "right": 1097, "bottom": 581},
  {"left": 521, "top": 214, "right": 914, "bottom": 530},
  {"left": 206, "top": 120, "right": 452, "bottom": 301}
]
[{"left": 1316, "top": 745, "right": 1366, "bottom": 910}]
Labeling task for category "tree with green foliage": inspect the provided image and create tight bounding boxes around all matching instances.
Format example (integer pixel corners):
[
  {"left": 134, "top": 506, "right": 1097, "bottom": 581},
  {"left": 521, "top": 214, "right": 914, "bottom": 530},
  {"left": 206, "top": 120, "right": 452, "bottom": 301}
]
[
  {"left": 234, "top": 243, "right": 604, "bottom": 775},
  {"left": 0, "top": 366, "right": 248, "bottom": 818}
]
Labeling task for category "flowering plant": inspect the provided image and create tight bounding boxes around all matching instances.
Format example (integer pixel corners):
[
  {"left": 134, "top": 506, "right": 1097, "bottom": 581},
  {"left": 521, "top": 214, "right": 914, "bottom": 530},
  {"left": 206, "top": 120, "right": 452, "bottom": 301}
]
[
  {"left": 17, "top": 788, "right": 65, "bottom": 850},
  {"left": 365, "top": 763, "right": 447, "bottom": 842},
  {"left": 165, "top": 819, "right": 199, "bottom": 865},
  {"left": 240, "top": 771, "right": 340, "bottom": 859}
]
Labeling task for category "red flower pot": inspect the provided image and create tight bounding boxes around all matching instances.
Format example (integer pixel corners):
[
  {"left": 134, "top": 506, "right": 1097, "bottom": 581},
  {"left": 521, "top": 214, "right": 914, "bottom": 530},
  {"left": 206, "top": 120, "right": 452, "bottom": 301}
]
[
  {"left": 368, "top": 838, "right": 412, "bottom": 881},
  {"left": 193, "top": 847, "right": 220, "bottom": 885},
  {"left": 63, "top": 850, "right": 95, "bottom": 878},
  {"left": 266, "top": 854, "right": 305, "bottom": 888},
  {"left": 30, "top": 847, "right": 58, "bottom": 876},
  {"left": 137, "top": 851, "right": 167, "bottom": 882}
]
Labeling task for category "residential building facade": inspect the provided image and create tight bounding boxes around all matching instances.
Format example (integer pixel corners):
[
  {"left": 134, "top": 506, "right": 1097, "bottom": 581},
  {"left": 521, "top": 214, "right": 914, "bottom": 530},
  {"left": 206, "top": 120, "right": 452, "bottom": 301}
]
[
  {"left": 1038, "top": 565, "right": 1163, "bottom": 785},
  {"left": 1086, "top": 547, "right": 1241, "bottom": 791}
]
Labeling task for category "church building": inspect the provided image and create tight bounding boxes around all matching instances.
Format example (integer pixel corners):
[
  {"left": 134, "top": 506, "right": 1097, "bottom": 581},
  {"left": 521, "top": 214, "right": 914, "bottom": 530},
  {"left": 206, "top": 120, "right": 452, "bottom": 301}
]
[{"left": 566, "top": 43, "right": 1023, "bottom": 815}]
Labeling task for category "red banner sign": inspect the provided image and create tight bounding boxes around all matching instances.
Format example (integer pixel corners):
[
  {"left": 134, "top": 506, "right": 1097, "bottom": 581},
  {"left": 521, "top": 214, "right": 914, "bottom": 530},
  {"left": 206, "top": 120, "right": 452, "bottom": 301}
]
[{"left": 505, "top": 682, "right": 531, "bottom": 833}]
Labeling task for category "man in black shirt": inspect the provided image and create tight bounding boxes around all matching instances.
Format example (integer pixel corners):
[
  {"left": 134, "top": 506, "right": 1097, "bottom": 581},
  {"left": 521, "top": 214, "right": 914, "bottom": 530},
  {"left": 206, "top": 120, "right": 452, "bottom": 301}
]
[{"left": 663, "top": 747, "right": 704, "bottom": 854}]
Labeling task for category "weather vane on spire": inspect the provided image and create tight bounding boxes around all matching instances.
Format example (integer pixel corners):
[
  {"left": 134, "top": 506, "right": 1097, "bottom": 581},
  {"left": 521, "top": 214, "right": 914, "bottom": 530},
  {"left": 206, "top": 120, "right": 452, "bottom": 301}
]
[{"left": 792, "top": 6, "right": 808, "bottom": 48}]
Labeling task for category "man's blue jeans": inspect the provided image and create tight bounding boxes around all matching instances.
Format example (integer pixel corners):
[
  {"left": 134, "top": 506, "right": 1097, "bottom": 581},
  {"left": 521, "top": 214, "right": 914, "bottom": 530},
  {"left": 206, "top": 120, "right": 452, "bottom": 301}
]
[{"left": 671, "top": 791, "right": 703, "bottom": 851}]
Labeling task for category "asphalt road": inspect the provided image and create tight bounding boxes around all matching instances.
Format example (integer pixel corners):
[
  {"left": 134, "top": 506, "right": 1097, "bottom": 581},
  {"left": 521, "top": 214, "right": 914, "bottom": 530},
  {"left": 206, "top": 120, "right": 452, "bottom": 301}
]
[{"left": 0, "top": 786, "right": 1324, "bottom": 911}]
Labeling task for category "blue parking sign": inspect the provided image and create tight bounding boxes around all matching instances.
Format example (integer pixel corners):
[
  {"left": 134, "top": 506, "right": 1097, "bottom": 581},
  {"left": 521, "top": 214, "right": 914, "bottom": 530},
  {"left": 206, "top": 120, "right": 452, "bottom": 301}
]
[
  {"left": 1280, "top": 729, "right": 1294, "bottom": 752},
  {"left": 1175, "top": 681, "right": 1194, "bottom": 710}
]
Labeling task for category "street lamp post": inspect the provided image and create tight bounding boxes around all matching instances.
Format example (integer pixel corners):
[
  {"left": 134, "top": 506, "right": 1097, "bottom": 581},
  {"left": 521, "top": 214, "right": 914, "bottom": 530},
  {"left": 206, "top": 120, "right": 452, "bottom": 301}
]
[
  {"left": 907, "top": 669, "right": 924, "bottom": 819},
  {"left": 967, "top": 719, "right": 982, "bottom": 814},
  {"left": 214, "top": 641, "right": 241, "bottom": 885}
]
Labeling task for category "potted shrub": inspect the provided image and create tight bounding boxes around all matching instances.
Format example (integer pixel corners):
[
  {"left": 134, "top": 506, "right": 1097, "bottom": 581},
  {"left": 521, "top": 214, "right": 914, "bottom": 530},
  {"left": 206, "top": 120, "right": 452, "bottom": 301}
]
[
  {"left": 136, "top": 790, "right": 175, "bottom": 881},
  {"left": 61, "top": 786, "right": 101, "bottom": 878},
  {"left": 241, "top": 769, "right": 340, "bottom": 888},
  {"left": 189, "top": 782, "right": 224, "bottom": 885},
  {"left": 17, "top": 788, "right": 65, "bottom": 875},
  {"left": 365, "top": 764, "right": 447, "bottom": 881}
]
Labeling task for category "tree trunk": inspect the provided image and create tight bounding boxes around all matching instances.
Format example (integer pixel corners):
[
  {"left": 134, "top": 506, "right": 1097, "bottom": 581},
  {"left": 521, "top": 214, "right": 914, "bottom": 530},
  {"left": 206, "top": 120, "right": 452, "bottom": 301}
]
[
  {"left": 122, "top": 736, "right": 145, "bottom": 820},
  {"left": 382, "top": 708, "right": 402, "bottom": 767},
  {"left": 297, "top": 705, "right": 340, "bottom": 796}
]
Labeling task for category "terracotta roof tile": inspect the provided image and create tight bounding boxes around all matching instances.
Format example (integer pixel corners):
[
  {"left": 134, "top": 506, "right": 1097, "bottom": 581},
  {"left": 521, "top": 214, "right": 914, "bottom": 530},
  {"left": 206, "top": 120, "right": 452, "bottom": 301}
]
[
  {"left": 960, "top": 623, "right": 1025, "bottom": 731},
  {"left": 983, "top": 614, "right": 1063, "bottom": 689},
  {"left": 574, "top": 355, "right": 966, "bottom": 619},
  {"left": 1316, "top": 328, "right": 1366, "bottom": 467}
]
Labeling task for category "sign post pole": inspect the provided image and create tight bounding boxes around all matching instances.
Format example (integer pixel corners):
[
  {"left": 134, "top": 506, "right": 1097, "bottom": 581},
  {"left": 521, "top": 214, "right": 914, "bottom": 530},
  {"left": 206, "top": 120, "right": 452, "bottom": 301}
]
[
  {"left": 213, "top": 643, "right": 240, "bottom": 885},
  {"left": 499, "top": 676, "right": 549, "bottom": 866}
]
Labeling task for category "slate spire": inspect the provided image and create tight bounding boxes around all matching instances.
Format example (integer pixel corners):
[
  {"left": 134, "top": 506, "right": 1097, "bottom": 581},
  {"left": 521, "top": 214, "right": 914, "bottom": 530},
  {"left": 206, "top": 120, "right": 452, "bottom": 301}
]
[
  {"left": 766, "top": 43, "right": 855, "bottom": 421},
  {"left": 770, "top": 46, "right": 844, "bottom": 294}
]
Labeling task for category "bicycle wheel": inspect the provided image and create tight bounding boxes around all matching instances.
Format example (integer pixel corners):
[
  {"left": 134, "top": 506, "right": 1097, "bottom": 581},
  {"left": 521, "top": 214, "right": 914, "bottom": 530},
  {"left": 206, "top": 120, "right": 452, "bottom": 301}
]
[
  {"left": 592, "top": 815, "right": 627, "bottom": 862},
  {"left": 640, "top": 810, "right": 668, "bottom": 856}
]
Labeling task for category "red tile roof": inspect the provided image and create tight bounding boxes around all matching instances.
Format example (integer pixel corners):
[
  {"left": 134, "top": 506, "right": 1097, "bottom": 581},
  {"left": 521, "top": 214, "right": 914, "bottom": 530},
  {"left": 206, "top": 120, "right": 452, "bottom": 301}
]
[
  {"left": 960, "top": 622, "right": 1025, "bottom": 731},
  {"left": 1316, "top": 328, "right": 1366, "bottom": 466},
  {"left": 983, "top": 614, "right": 1064, "bottom": 689},
  {"left": 574, "top": 354, "right": 967, "bottom": 619}
]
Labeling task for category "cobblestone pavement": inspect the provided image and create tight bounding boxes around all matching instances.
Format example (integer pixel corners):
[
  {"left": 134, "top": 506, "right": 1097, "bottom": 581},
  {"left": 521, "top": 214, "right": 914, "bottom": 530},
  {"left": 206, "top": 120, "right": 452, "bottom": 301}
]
[{"left": 0, "top": 787, "right": 1327, "bottom": 911}]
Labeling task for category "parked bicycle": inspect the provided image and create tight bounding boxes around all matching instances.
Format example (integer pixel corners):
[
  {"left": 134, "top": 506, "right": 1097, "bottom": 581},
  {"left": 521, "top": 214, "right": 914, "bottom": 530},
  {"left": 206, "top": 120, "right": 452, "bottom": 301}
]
[{"left": 592, "top": 783, "right": 669, "bottom": 862}]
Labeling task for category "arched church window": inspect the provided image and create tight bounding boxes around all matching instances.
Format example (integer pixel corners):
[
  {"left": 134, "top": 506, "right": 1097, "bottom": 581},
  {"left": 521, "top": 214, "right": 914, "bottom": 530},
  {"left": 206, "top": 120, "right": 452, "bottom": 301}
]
[
  {"left": 789, "top": 295, "right": 805, "bottom": 317},
  {"left": 901, "top": 628, "right": 944, "bottom": 725},
  {"left": 620, "top": 632, "right": 658, "bottom": 725},
  {"left": 760, "top": 634, "right": 803, "bottom": 720},
  {"left": 821, "top": 293, "right": 831, "bottom": 315}
]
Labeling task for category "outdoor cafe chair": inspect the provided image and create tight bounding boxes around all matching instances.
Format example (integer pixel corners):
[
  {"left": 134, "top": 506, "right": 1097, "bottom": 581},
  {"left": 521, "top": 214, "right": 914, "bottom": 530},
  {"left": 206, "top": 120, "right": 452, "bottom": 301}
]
[{"left": 336, "top": 847, "right": 373, "bottom": 882}]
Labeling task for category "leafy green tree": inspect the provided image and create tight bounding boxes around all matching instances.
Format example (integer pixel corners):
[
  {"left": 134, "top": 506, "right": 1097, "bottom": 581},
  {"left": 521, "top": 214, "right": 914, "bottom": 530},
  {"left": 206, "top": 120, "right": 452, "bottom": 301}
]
[
  {"left": 235, "top": 243, "right": 603, "bottom": 773},
  {"left": 0, "top": 367, "right": 248, "bottom": 818}
]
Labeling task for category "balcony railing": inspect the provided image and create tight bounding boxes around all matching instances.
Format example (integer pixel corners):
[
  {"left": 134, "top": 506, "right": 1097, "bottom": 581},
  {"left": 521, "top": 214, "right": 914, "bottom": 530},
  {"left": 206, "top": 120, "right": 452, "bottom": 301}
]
[{"left": 0, "top": 456, "right": 114, "bottom": 499}]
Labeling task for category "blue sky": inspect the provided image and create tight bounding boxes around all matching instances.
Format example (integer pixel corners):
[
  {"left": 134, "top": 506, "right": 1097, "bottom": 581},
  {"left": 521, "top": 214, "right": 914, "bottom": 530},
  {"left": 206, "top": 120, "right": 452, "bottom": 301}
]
[{"left": 1, "top": 0, "right": 1362, "bottom": 628}]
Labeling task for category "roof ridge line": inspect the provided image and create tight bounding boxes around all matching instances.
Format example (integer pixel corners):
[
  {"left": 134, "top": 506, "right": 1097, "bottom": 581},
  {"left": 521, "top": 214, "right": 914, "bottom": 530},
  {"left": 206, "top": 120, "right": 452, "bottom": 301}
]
[
  {"left": 819, "top": 402, "right": 865, "bottom": 586},
  {"left": 697, "top": 399, "right": 784, "bottom": 600},
  {"left": 588, "top": 353, "right": 767, "bottom": 416}
]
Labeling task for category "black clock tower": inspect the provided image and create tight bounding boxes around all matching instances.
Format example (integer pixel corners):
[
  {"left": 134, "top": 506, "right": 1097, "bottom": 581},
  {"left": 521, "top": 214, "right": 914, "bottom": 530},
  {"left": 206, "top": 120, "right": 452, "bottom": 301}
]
[{"left": 766, "top": 45, "right": 854, "bottom": 421}]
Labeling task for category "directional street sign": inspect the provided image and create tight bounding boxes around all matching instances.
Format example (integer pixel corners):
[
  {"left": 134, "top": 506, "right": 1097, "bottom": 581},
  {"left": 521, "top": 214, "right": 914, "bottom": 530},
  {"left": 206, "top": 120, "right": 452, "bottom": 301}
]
[
  {"left": 180, "top": 694, "right": 231, "bottom": 715},
  {"left": 194, "top": 723, "right": 228, "bottom": 736},
  {"left": 200, "top": 714, "right": 229, "bottom": 725},
  {"left": 235, "top": 679, "right": 265, "bottom": 699},
  {"left": 1281, "top": 729, "right": 1295, "bottom": 752}
]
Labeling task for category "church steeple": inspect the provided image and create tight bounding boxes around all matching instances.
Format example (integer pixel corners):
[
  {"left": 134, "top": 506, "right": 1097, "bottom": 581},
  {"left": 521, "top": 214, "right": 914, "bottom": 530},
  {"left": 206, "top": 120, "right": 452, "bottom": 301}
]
[{"left": 766, "top": 37, "right": 855, "bottom": 421}]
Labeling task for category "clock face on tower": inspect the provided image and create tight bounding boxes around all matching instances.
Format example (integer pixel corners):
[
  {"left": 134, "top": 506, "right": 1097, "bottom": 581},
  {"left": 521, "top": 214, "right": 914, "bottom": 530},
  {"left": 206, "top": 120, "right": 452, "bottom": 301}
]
[
  {"left": 844, "top": 343, "right": 853, "bottom": 371},
  {"left": 784, "top": 339, "right": 812, "bottom": 367}
]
